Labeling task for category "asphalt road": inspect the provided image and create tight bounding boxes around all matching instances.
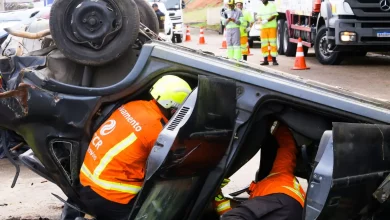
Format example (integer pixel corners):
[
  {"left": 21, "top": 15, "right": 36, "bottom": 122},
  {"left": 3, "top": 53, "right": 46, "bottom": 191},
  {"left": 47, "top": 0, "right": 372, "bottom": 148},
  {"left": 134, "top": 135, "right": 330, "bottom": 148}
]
[
  {"left": 181, "top": 28, "right": 390, "bottom": 101},
  {"left": 1, "top": 27, "right": 389, "bottom": 220}
]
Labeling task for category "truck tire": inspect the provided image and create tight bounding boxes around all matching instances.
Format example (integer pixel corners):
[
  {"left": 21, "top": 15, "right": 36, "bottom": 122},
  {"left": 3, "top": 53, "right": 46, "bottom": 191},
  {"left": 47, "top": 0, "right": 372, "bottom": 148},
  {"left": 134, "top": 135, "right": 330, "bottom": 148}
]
[
  {"left": 49, "top": 0, "right": 140, "bottom": 66},
  {"left": 283, "top": 22, "right": 296, "bottom": 56},
  {"left": 314, "top": 26, "right": 344, "bottom": 65},
  {"left": 135, "top": 0, "right": 159, "bottom": 34},
  {"left": 277, "top": 19, "right": 285, "bottom": 55},
  {"left": 175, "top": 34, "right": 182, "bottom": 43}
]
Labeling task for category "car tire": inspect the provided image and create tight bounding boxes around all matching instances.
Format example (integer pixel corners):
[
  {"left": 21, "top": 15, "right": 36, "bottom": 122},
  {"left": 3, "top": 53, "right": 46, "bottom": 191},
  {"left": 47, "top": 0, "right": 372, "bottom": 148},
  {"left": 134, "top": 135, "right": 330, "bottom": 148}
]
[
  {"left": 248, "top": 37, "right": 254, "bottom": 48},
  {"left": 134, "top": 0, "right": 159, "bottom": 34},
  {"left": 283, "top": 22, "right": 296, "bottom": 57},
  {"left": 49, "top": 0, "right": 140, "bottom": 66},
  {"left": 314, "top": 26, "right": 343, "bottom": 65},
  {"left": 277, "top": 19, "right": 285, "bottom": 55}
]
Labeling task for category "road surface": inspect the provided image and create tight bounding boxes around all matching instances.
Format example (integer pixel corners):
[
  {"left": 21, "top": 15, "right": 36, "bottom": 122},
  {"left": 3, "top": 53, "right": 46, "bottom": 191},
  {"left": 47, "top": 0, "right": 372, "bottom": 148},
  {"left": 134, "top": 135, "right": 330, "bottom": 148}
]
[
  {"left": 181, "top": 28, "right": 390, "bottom": 101},
  {"left": 1, "top": 28, "right": 389, "bottom": 220}
]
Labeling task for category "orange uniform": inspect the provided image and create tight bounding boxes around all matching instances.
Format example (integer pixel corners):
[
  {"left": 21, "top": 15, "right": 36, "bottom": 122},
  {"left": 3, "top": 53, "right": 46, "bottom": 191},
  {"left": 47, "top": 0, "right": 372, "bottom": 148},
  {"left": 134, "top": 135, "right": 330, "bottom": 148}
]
[
  {"left": 249, "top": 124, "right": 306, "bottom": 207},
  {"left": 80, "top": 100, "right": 168, "bottom": 204}
]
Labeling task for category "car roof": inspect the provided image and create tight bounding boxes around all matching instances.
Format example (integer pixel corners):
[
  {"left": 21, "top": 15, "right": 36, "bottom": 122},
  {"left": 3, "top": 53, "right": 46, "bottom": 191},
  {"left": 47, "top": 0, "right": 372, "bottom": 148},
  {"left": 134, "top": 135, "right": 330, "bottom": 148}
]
[{"left": 148, "top": 41, "right": 390, "bottom": 123}]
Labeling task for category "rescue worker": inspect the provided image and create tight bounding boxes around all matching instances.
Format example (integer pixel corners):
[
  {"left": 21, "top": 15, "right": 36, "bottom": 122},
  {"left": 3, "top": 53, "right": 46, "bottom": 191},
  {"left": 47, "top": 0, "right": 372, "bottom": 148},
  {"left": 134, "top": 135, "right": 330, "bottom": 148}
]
[
  {"left": 257, "top": 0, "right": 279, "bottom": 65},
  {"left": 224, "top": 0, "right": 243, "bottom": 61},
  {"left": 236, "top": 0, "right": 254, "bottom": 61},
  {"left": 152, "top": 3, "right": 165, "bottom": 30},
  {"left": 220, "top": 3, "right": 228, "bottom": 35},
  {"left": 63, "top": 75, "right": 192, "bottom": 220},
  {"left": 221, "top": 121, "right": 306, "bottom": 220}
]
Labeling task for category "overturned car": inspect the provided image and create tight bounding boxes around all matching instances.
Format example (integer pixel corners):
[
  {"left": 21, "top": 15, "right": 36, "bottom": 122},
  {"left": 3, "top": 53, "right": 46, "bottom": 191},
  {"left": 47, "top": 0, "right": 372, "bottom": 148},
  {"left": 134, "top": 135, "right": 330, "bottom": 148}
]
[{"left": 1, "top": 0, "right": 390, "bottom": 219}]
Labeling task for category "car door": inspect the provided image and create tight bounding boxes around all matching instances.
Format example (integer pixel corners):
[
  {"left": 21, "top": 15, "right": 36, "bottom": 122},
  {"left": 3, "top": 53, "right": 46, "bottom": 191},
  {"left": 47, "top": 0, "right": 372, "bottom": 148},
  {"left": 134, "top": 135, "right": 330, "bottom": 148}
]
[
  {"left": 304, "top": 123, "right": 390, "bottom": 220},
  {"left": 128, "top": 75, "right": 237, "bottom": 220}
]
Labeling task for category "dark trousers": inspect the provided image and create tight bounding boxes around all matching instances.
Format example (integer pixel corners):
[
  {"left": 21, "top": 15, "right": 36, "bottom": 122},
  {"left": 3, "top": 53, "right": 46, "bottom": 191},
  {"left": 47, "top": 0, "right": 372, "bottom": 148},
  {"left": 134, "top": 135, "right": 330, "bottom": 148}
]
[
  {"left": 221, "top": 193, "right": 303, "bottom": 220},
  {"left": 61, "top": 186, "right": 135, "bottom": 220}
]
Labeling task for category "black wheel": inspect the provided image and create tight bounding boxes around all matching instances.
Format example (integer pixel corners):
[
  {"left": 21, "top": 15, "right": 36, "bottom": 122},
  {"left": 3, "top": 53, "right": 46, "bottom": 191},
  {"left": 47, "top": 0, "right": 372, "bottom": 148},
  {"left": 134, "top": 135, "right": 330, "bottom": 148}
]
[
  {"left": 277, "top": 19, "right": 285, "bottom": 55},
  {"left": 283, "top": 22, "right": 296, "bottom": 56},
  {"left": 175, "top": 34, "right": 182, "bottom": 43},
  {"left": 248, "top": 37, "right": 254, "bottom": 48},
  {"left": 134, "top": 0, "right": 158, "bottom": 34},
  {"left": 314, "top": 26, "right": 343, "bottom": 65},
  {"left": 171, "top": 34, "right": 176, "bottom": 43},
  {"left": 303, "top": 46, "right": 309, "bottom": 57},
  {"left": 50, "top": 0, "right": 140, "bottom": 66}
]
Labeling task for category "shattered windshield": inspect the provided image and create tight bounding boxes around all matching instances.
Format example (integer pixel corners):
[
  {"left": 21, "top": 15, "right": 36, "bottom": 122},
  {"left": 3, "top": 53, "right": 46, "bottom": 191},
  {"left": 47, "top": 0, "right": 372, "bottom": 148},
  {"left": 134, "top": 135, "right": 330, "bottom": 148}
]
[{"left": 148, "top": 0, "right": 181, "bottom": 10}]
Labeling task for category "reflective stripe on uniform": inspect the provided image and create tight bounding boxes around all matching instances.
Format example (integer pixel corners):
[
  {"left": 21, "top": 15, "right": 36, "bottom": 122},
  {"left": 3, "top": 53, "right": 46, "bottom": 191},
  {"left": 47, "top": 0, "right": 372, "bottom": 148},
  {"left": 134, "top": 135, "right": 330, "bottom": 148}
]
[
  {"left": 257, "top": 12, "right": 277, "bottom": 17},
  {"left": 282, "top": 186, "right": 305, "bottom": 204},
  {"left": 81, "top": 164, "right": 141, "bottom": 194},
  {"left": 267, "top": 172, "right": 280, "bottom": 178},
  {"left": 294, "top": 179, "right": 300, "bottom": 190},
  {"left": 81, "top": 133, "right": 141, "bottom": 194},
  {"left": 93, "top": 133, "right": 138, "bottom": 176},
  {"left": 216, "top": 200, "right": 231, "bottom": 213}
]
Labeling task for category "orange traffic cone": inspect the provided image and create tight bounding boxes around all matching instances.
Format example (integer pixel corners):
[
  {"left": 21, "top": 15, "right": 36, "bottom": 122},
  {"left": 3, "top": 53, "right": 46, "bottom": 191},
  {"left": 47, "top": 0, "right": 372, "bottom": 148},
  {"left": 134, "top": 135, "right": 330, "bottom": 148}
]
[
  {"left": 198, "top": 27, "right": 206, "bottom": 45},
  {"left": 185, "top": 26, "right": 191, "bottom": 42},
  {"left": 267, "top": 43, "right": 273, "bottom": 62},
  {"left": 292, "top": 38, "right": 310, "bottom": 70},
  {"left": 220, "top": 29, "right": 227, "bottom": 49}
]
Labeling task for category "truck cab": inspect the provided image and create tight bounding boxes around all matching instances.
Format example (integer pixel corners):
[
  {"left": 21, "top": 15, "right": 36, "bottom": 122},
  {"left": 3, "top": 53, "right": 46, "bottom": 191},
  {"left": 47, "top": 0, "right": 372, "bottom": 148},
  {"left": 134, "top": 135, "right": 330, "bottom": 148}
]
[
  {"left": 275, "top": 0, "right": 390, "bottom": 65},
  {"left": 246, "top": 0, "right": 262, "bottom": 47},
  {"left": 148, "top": 0, "right": 185, "bottom": 43}
]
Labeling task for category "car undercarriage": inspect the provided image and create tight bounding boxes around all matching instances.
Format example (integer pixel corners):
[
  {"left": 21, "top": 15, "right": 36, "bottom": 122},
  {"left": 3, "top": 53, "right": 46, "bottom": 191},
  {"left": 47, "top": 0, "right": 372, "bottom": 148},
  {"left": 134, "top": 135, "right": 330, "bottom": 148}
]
[{"left": 1, "top": 0, "right": 390, "bottom": 220}]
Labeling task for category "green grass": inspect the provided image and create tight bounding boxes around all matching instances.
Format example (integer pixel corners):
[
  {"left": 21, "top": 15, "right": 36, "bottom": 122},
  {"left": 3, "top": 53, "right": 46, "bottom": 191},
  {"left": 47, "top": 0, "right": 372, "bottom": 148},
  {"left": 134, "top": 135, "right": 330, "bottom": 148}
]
[
  {"left": 190, "top": 22, "right": 220, "bottom": 31},
  {"left": 184, "top": 8, "right": 208, "bottom": 23}
]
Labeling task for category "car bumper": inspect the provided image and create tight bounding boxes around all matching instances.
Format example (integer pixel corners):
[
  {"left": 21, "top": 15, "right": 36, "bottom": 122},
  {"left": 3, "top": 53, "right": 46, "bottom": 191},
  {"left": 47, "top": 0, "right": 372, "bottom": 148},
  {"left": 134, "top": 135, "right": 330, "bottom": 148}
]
[
  {"left": 332, "top": 18, "right": 390, "bottom": 50},
  {"left": 249, "top": 28, "right": 261, "bottom": 38}
]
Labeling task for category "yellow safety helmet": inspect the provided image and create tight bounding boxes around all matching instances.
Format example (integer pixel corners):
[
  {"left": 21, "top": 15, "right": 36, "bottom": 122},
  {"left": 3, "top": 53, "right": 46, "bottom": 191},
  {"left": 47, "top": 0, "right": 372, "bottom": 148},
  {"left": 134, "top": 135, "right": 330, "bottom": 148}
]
[
  {"left": 150, "top": 75, "right": 192, "bottom": 109},
  {"left": 235, "top": 0, "right": 243, "bottom": 4},
  {"left": 227, "top": 0, "right": 235, "bottom": 5}
]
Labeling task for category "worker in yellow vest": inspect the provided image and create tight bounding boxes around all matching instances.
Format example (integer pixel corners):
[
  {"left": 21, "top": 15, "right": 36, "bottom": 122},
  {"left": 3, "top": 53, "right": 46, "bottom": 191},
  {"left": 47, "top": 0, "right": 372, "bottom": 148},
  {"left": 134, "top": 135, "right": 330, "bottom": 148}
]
[
  {"left": 223, "top": 0, "right": 243, "bottom": 61},
  {"left": 236, "top": 0, "right": 254, "bottom": 61},
  {"left": 257, "top": 0, "right": 279, "bottom": 65}
]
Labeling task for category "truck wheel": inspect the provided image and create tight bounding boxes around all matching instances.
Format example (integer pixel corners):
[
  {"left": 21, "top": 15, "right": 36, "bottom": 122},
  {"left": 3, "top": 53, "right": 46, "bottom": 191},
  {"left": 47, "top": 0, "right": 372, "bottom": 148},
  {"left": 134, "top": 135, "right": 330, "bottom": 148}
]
[
  {"left": 315, "top": 26, "right": 344, "bottom": 65},
  {"left": 171, "top": 34, "right": 176, "bottom": 43},
  {"left": 175, "top": 34, "right": 182, "bottom": 43},
  {"left": 135, "top": 0, "right": 158, "bottom": 34},
  {"left": 49, "top": 0, "right": 140, "bottom": 66},
  {"left": 277, "top": 19, "right": 285, "bottom": 55},
  {"left": 283, "top": 22, "right": 296, "bottom": 56},
  {"left": 248, "top": 37, "right": 254, "bottom": 48}
]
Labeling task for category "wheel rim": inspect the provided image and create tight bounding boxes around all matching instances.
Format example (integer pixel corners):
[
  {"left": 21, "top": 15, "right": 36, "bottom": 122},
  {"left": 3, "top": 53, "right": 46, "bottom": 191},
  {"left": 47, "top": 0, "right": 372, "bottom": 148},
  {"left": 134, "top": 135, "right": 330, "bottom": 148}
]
[
  {"left": 276, "top": 26, "right": 280, "bottom": 50},
  {"left": 319, "top": 35, "right": 332, "bottom": 58},
  {"left": 283, "top": 25, "right": 288, "bottom": 52},
  {"left": 64, "top": 0, "right": 123, "bottom": 50}
]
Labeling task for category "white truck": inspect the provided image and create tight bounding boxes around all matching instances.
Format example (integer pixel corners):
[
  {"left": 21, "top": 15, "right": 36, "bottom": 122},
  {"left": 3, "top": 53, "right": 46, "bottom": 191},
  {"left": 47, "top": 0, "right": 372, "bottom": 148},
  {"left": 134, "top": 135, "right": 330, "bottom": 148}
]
[
  {"left": 246, "top": 0, "right": 390, "bottom": 65},
  {"left": 148, "top": 0, "right": 185, "bottom": 43}
]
